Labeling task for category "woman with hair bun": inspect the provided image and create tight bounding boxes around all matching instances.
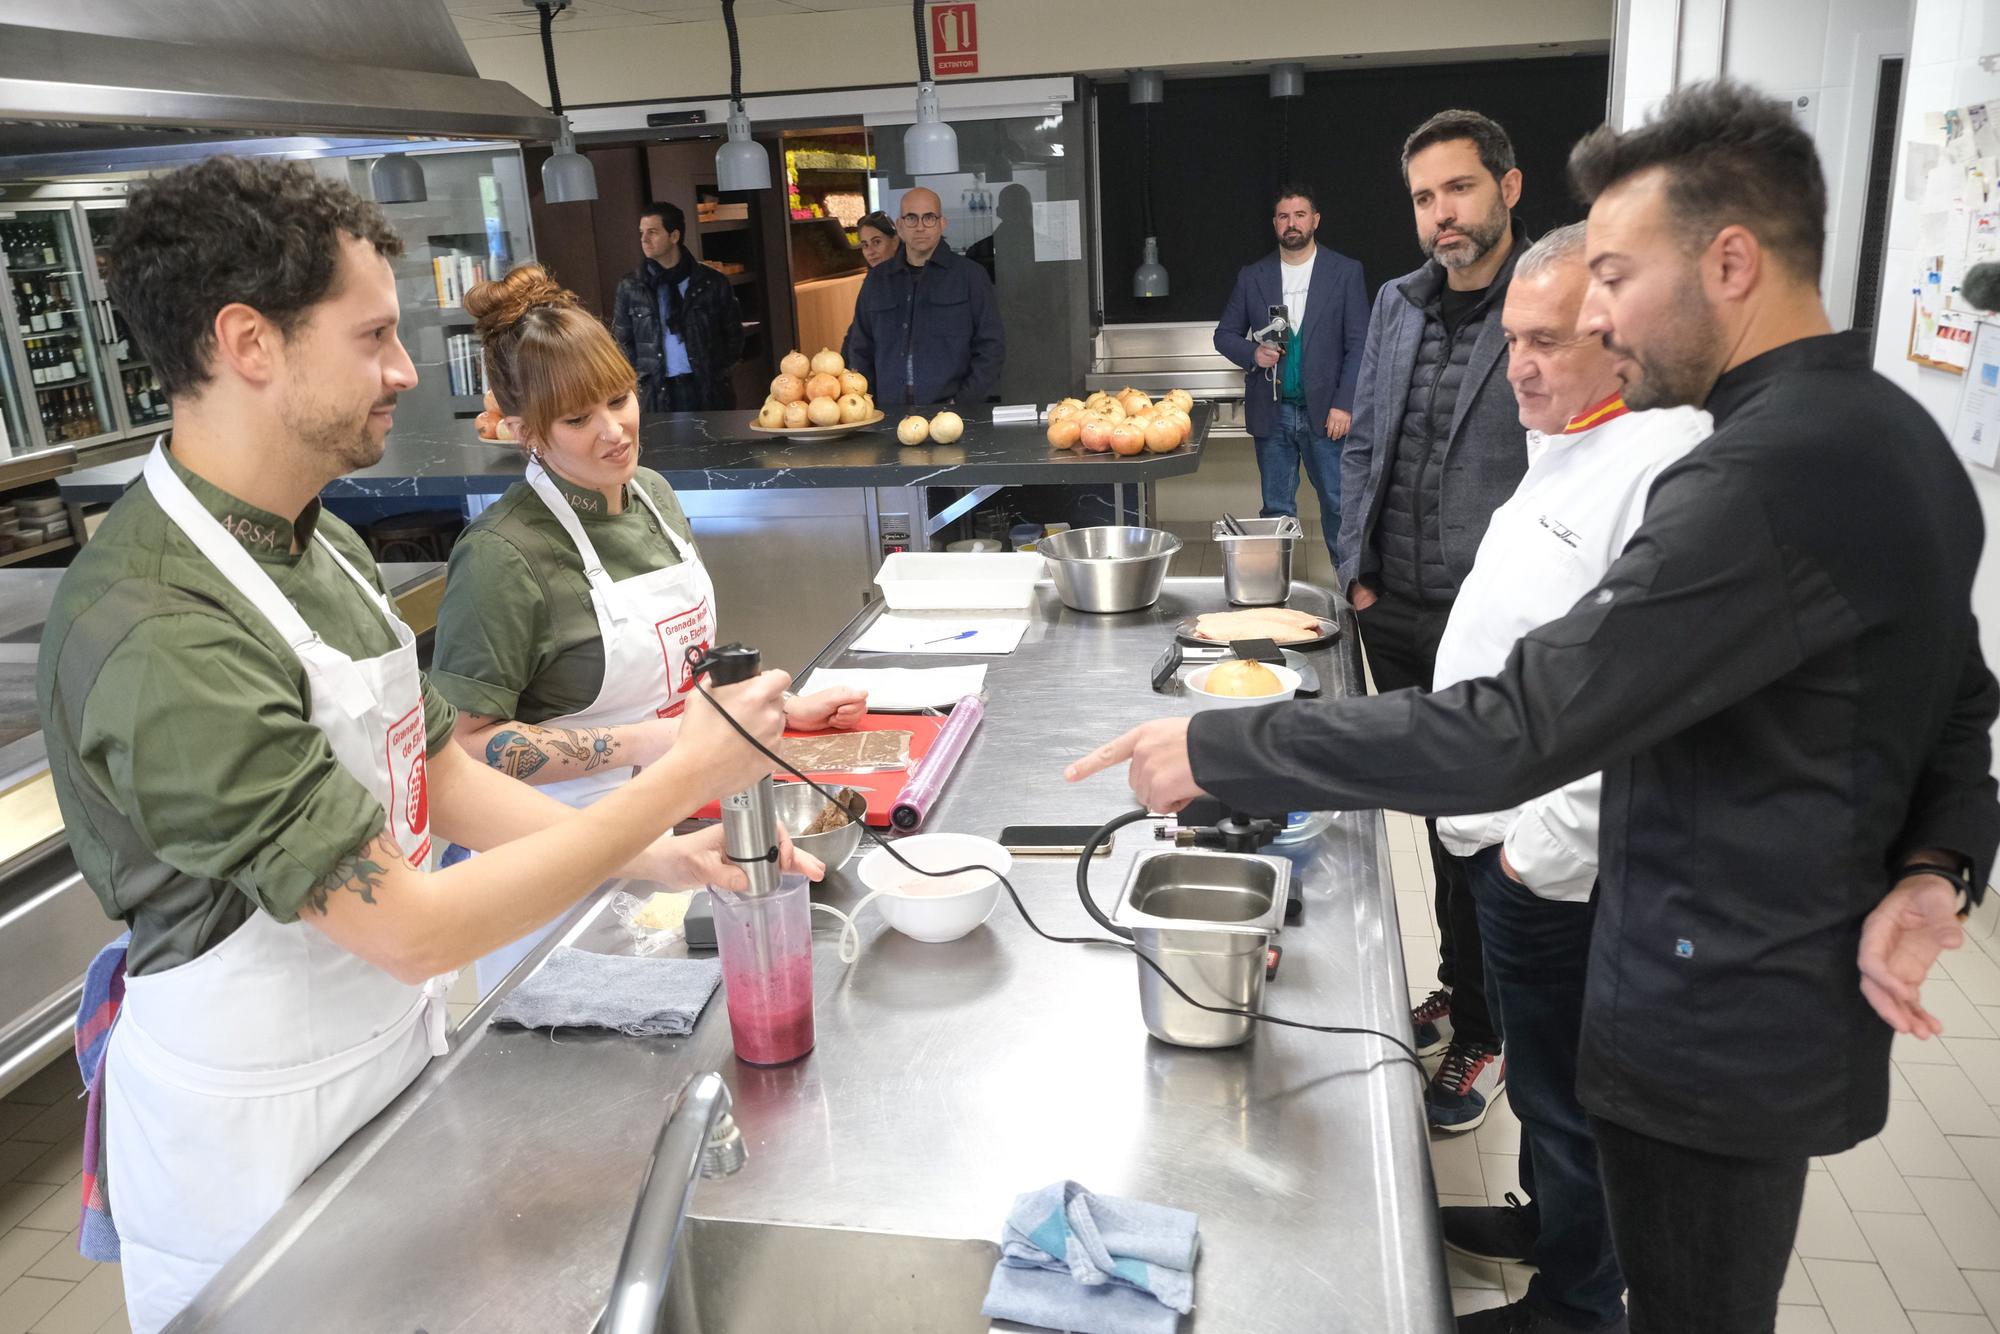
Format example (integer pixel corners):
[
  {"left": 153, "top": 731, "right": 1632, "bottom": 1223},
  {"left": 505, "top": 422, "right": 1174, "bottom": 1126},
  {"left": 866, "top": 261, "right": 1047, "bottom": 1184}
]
[{"left": 433, "top": 265, "right": 864, "bottom": 992}]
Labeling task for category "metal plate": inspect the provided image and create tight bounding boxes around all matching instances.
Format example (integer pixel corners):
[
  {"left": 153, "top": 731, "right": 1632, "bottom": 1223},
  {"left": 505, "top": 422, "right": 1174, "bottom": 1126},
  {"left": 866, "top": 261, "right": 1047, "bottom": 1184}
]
[
  {"left": 743, "top": 409, "right": 886, "bottom": 441},
  {"left": 1175, "top": 614, "right": 1338, "bottom": 650}
]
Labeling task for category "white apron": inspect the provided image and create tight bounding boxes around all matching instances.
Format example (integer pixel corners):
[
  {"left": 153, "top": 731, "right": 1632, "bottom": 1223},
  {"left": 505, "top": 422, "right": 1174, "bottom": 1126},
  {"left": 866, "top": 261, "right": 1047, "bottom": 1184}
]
[
  {"left": 108, "top": 444, "right": 454, "bottom": 1334},
  {"left": 472, "top": 461, "right": 715, "bottom": 992}
]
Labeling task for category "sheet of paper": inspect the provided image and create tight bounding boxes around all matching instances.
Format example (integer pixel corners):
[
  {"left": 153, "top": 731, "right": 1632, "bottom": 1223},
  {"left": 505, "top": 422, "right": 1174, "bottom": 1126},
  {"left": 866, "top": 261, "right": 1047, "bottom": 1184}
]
[
  {"left": 1948, "top": 129, "right": 1979, "bottom": 165},
  {"left": 1927, "top": 162, "right": 1965, "bottom": 209},
  {"left": 1919, "top": 210, "right": 1952, "bottom": 254},
  {"left": 1920, "top": 111, "right": 1950, "bottom": 146},
  {"left": 1032, "top": 199, "right": 1082, "bottom": 262},
  {"left": 1952, "top": 321, "right": 2000, "bottom": 467},
  {"left": 1905, "top": 142, "right": 1942, "bottom": 202},
  {"left": 1935, "top": 311, "right": 1978, "bottom": 371},
  {"left": 849, "top": 612, "right": 1031, "bottom": 656},
  {"left": 800, "top": 665, "right": 989, "bottom": 711},
  {"left": 1976, "top": 100, "right": 2000, "bottom": 159}
]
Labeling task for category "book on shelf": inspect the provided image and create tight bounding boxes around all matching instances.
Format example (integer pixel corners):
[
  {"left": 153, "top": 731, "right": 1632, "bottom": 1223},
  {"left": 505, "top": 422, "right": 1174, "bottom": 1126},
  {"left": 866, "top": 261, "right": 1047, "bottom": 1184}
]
[
  {"left": 431, "top": 254, "right": 489, "bottom": 309},
  {"left": 445, "top": 333, "right": 489, "bottom": 399}
]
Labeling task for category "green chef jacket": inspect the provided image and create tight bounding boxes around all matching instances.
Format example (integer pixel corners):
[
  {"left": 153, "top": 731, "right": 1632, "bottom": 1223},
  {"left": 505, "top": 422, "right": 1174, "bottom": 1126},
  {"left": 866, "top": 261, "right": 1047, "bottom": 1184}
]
[
  {"left": 36, "top": 449, "right": 459, "bottom": 976},
  {"left": 429, "top": 466, "right": 696, "bottom": 725}
]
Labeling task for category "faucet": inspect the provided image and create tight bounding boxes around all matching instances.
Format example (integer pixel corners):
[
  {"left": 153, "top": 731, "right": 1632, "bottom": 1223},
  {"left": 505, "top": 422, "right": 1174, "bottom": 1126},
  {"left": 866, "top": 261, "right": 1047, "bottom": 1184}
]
[{"left": 598, "top": 1070, "right": 747, "bottom": 1334}]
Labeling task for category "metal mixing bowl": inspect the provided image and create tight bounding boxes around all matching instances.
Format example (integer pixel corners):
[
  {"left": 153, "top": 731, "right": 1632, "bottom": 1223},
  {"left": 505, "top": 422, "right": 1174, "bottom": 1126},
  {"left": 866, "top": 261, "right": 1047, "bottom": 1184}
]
[
  {"left": 1037, "top": 526, "right": 1182, "bottom": 613},
  {"left": 771, "top": 782, "right": 868, "bottom": 868}
]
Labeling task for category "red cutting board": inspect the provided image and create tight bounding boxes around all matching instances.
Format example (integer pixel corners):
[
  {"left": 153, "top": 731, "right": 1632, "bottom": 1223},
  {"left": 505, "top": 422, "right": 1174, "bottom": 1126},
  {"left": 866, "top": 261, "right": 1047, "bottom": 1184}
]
[{"left": 694, "top": 712, "right": 950, "bottom": 827}]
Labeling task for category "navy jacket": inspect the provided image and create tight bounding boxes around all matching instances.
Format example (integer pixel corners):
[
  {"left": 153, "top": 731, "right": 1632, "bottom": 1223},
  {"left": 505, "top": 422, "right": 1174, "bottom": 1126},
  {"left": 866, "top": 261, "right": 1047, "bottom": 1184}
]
[
  {"left": 844, "top": 244, "right": 1005, "bottom": 408},
  {"left": 1212, "top": 245, "right": 1369, "bottom": 441}
]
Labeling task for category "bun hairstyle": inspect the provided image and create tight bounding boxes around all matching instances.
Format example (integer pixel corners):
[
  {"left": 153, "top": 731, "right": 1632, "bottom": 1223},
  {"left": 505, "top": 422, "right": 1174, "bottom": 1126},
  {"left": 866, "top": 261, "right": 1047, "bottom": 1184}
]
[{"left": 463, "top": 263, "right": 638, "bottom": 448}]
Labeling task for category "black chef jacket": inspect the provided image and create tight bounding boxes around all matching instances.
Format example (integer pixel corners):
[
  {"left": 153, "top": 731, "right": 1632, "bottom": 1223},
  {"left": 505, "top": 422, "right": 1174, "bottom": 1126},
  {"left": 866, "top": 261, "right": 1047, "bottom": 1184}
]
[{"left": 1191, "top": 332, "right": 2000, "bottom": 1159}]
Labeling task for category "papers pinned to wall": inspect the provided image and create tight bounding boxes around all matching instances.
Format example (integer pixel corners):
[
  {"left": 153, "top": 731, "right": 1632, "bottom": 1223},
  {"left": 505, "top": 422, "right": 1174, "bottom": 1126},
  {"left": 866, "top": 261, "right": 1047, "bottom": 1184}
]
[{"left": 1908, "top": 100, "right": 2000, "bottom": 375}]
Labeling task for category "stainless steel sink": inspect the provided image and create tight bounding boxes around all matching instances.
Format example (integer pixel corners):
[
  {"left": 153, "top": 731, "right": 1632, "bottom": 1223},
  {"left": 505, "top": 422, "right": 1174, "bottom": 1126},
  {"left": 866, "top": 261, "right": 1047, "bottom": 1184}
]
[{"left": 657, "top": 1218, "right": 1002, "bottom": 1333}]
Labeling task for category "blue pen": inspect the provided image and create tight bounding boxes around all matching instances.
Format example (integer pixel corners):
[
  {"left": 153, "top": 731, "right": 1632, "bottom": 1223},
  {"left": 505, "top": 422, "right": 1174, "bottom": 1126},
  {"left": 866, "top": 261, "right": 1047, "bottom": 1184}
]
[{"left": 922, "top": 630, "right": 979, "bottom": 645}]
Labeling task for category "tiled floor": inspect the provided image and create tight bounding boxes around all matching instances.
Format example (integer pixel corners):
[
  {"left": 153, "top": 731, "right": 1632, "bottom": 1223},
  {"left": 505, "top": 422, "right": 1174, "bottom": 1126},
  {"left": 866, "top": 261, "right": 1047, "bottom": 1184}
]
[
  {"left": 1382, "top": 808, "right": 2000, "bottom": 1333},
  {"left": 0, "top": 1060, "right": 127, "bottom": 1334}
]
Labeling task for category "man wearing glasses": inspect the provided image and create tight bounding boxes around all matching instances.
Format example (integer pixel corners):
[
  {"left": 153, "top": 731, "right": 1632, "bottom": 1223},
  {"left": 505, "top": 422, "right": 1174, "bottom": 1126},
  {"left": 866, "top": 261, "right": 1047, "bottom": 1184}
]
[{"left": 844, "top": 186, "right": 1005, "bottom": 409}]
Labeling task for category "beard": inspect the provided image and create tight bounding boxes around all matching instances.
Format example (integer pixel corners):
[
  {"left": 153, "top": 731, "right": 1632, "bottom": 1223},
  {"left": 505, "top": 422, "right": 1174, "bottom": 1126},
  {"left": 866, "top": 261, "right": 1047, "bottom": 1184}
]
[
  {"left": 1611, "top": 273, "right": 1726, "bottom": 411},
  {"left": 1279, "top": 227, "right": 1311, "bottom": 251},
  {"left": 1422, "top": 198, "right": 1509, "bottom": 271},
  {"left": 282, "top": 380, "right": 391, "bottom": 475}
]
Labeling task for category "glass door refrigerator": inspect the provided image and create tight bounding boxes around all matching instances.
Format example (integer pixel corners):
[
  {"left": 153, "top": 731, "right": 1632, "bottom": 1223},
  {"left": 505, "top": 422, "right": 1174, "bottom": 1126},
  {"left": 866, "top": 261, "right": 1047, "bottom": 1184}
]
[
  {"left": 81, "top": 202, "right": 170, "bottom": 440},
  {"left": 0, "top": 262, "right": 32, "bottom": 457},
  {"left": 0, "top": 202, "right": 121, "bottom": 451}
]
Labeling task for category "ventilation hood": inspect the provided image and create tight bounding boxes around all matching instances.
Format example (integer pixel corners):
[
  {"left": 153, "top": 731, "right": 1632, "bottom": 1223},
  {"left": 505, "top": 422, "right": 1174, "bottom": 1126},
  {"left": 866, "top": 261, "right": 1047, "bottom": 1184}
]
[{"left": 0, "top": 0, "right": 558, "bottom": 163}]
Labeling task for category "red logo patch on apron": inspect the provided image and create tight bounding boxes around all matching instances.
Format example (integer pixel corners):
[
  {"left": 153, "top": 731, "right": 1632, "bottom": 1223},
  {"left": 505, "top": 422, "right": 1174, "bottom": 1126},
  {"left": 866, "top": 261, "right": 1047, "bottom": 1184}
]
[
  {"left": 386, "top": 704, "right": 432, "bottom": 867},
  {"left": 654, "top": 596, "right": 715, "bottom": 720}
]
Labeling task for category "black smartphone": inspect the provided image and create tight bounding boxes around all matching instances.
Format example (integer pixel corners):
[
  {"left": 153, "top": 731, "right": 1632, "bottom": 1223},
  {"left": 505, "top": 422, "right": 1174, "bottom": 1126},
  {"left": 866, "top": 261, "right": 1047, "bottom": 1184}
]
[{"left": 999, "top": 825, "right": 1115, "bottom": 857}]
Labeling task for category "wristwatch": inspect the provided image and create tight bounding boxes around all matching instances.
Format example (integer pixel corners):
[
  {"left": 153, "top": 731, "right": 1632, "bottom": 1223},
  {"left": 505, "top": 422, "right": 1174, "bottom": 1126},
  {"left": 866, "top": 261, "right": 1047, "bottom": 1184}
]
[{"left": 1898, "top": 858, "right": 1978, "bottom": 919}]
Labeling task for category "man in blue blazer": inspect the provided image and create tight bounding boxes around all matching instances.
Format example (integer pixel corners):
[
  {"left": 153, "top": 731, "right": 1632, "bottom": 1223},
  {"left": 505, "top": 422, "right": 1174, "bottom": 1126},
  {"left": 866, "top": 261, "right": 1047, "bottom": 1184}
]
[{"left": 1212, "top": 184, "right": 1369, "bottom": 557}]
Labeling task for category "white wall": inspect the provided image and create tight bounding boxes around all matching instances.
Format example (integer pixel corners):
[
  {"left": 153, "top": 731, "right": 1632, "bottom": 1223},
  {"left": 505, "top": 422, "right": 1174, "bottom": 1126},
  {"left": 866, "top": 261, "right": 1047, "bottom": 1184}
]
[
  {"left": 1871, "top": 0, "right": 2000, "bottom": 921},
  {"left": 1612, "top": 0, "right": 1913, "bottom": 326}
]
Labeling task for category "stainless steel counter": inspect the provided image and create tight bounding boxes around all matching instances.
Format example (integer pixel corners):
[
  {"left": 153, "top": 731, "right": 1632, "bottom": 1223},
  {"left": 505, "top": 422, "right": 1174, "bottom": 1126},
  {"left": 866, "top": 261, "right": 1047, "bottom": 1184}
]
[{"left": 177, "top": 578, "right": 1451, "bottom": 1334}]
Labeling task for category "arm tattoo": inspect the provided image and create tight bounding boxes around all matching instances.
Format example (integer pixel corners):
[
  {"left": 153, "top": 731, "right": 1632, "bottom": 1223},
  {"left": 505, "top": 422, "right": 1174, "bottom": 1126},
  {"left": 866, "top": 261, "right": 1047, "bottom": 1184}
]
[
  {"left": 484, "top": 725, "right": 619, "bottom": 779},
  {"left": 305, "top": 834, "right": 394, "bottom": 914}
]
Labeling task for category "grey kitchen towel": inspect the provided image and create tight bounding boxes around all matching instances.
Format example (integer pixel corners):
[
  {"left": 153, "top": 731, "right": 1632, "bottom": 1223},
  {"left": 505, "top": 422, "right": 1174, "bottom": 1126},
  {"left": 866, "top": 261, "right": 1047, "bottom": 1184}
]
[{"left": 491, "top": 946, "right": 721, "bottom": 1036}]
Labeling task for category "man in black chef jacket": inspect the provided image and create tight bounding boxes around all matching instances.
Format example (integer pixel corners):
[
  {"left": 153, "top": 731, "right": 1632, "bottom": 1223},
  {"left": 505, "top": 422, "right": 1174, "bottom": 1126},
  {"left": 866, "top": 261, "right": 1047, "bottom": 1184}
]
[{"left": 1071, "top": 81, "right": 1999, "bottom": 1334}]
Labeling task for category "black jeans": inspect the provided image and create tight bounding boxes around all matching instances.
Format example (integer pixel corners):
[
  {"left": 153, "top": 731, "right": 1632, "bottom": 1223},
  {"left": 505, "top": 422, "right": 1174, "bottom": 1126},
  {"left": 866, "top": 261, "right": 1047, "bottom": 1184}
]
[
  {"left": 1466, "top": 848, "right": 1622, "bottom": 1328},
  {"left": 1592, "top": 1115, "right": 1808, "bottom": 1334},
  {"left": 663, "top": 373, "right": 705, "bottom": 412},
  {"left": 1355, "top": 590, "right": 1498, "bottom": 1049}
]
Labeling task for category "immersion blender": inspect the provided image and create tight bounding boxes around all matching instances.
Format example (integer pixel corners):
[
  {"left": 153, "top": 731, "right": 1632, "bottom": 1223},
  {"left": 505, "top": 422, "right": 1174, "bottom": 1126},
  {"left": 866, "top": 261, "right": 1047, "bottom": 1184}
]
[{"left": 700, "top": 644, "right": 816, "bottom": 1065}]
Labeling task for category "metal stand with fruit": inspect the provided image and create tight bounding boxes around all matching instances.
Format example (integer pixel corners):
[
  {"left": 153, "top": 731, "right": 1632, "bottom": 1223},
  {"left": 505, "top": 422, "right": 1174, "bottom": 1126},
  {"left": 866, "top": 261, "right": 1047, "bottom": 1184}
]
[{"left": 1046, "top": 387, "right": 1195, "bottom": 456}]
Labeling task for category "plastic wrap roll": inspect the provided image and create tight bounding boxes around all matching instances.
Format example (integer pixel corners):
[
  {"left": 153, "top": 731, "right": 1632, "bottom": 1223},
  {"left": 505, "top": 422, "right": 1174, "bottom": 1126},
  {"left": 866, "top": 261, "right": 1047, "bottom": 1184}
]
[{"left": 890, "top": 694, "right": 986, "bottom": 831}]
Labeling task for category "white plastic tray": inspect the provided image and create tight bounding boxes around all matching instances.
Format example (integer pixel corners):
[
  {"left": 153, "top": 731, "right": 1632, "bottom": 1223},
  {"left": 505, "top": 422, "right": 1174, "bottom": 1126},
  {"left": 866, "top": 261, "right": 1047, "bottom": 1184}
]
[{"left": 874, "top": 552, "right": 1046, "bottom": 610}]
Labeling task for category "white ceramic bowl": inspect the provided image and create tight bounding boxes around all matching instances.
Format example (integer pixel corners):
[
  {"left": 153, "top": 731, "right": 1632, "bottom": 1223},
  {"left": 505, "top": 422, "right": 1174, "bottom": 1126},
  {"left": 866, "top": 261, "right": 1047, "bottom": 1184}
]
[
  {"left": 1184, "top": 662, "right": 1302, "bottom": 711},
  {"left": 856, "top": 833, "right": 1011, "bottom": 943}
]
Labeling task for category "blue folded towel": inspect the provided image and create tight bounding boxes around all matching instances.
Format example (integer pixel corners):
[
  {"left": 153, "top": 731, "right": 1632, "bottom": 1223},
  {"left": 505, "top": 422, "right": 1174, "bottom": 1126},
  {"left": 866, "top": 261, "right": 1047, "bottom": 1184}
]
[
  {"left": 490, "top": 947, "right": 721, "bottom": 1037},
  {"left": 981, "top": 1180, "right": 1199, "bottom": 1334}
]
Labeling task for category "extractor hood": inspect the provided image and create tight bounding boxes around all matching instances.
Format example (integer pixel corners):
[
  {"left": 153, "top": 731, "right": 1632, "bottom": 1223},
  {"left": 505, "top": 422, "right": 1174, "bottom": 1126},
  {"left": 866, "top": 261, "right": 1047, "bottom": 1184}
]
[{"left": 0, "top": 0, "right": 558, "bottom": 161}]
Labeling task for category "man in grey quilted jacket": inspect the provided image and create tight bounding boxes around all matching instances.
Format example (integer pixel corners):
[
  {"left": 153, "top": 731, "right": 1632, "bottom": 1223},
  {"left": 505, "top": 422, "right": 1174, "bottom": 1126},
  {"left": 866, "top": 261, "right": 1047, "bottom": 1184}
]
[{"left": 1335, "top": 109, "right": 1533, "bottom": 1134}]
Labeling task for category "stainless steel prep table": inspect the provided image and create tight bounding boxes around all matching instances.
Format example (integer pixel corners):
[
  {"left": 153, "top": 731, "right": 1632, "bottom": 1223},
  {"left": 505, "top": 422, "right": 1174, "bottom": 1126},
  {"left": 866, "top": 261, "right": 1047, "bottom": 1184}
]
[{"left": 177, "top": 578, "right": 1452, "bottom": 1334}]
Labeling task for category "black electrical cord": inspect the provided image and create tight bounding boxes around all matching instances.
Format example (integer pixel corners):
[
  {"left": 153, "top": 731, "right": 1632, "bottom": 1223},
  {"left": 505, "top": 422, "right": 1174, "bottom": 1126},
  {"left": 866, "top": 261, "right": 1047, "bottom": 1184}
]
[
  {"left": 911, "top": 0, "right": 932, "bottom": 83},
  {"left": 685, "top": 666, "right": 1424, "bottom": 1077},
  {"left": 722, "top": 0, "right": 744, "bottom": 107},
  {"left": 536, "top": 3, "right": 564, "bottom": 118}
]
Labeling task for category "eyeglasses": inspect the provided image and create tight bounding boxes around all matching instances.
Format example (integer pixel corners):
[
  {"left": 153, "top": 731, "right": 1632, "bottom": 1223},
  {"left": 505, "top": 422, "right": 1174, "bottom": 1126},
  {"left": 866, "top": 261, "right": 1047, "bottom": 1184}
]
[{"left": 900, "top": 212, "right": 944, "bottom": 229}]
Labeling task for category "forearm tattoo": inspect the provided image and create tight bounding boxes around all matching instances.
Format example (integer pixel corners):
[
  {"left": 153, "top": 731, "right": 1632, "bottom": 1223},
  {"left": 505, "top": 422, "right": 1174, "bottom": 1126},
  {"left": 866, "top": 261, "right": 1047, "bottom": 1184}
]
[
  {"left": 485, "top": 725, "right": 619, "bottom": 779},
  {"left": 305, "top": 833, "right": 395, "bottom": 914}
]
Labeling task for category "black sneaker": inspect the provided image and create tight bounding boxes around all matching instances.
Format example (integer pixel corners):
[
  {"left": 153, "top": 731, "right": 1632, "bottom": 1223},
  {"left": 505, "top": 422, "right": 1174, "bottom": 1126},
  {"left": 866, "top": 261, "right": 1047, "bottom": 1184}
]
[
  {"left": 1412, "top": 987, "right": 1453, "bottom": 1057},
  {"left": 1457, "top": 1297, "right": 1627, "bottom": 1333},
  {"left": 1442, "top": 1192, "right": 1537, "bottom": 1264}
]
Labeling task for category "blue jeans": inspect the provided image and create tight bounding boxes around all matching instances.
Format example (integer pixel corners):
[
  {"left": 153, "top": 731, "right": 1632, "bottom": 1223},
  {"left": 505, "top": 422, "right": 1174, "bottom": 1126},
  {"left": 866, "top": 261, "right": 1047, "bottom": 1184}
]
[
  {"left": 1251, "top": 402, "right": 1340, "bottom": 559},
  {"left": 1466, "top": 845, "right": 1625, "bottom": 1329}
]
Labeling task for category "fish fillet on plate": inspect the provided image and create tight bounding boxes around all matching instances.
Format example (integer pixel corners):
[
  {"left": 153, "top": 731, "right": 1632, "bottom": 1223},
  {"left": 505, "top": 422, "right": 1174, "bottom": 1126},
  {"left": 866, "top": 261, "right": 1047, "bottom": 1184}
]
[{"left": 1191, "top": 608, "right": 1327, "bottom": 644}]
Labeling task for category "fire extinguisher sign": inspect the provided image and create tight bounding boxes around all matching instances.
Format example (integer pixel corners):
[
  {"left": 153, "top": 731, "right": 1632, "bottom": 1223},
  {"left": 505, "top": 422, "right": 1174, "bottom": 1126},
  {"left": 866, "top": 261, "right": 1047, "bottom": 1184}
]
[{"left": 928, "top": 2, "right": 978, "bottom": 76}]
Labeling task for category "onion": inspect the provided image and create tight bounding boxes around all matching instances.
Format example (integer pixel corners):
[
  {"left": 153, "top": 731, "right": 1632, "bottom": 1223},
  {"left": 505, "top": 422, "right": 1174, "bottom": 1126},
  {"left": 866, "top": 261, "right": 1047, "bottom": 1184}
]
[
  {"left": 783, "top": 401, "right": 809, "bottom": 428},
  {"left": 810, "top": 348, "right": 845, "bottom": 375},
  {"left": 837, "top": 393, "right": 871, "bottom": 423},
  {"left": 1144, "top": 418, "right": 1180, "bottom": 452},
  {"left": 756, "top": 400, "right": 786, "bottom": 428},
  {"left": 1109, "top": 423, "right": 1147, "bottom": 456},
  {"left": 929, "top": 411, "right": 965, "bottom": 444},
  {"left": 805, "top": 372, "right": 840, "bottom": 401},
  {"left": 839, "top": 370, "right": 869, "bottom": 396},
  {"left": 1047, "top": 417, "right": 1082, "bottom": 448},
  {"left": 771, "top": 374, "right": 806, "bottom": 404},
  {"left": 807, "top": 396, "right": 842, "bottom": 426},
  {"left": 897, "top": 415, "right": 930, "bottom": 446}
]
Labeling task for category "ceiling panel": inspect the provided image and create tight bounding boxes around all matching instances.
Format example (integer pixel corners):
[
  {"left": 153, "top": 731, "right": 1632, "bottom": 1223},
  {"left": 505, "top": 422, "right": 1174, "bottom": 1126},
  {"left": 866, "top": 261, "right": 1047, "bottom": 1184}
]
[{"left": 451, "top": 0, "right": 916, "bottom": 37}]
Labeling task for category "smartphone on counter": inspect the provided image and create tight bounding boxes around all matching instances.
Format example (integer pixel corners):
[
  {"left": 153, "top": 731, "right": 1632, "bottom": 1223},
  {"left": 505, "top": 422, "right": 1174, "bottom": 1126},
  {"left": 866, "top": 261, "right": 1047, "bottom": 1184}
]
[{"left": 999, "top": 825, "right": 1115, "bottom": 857}]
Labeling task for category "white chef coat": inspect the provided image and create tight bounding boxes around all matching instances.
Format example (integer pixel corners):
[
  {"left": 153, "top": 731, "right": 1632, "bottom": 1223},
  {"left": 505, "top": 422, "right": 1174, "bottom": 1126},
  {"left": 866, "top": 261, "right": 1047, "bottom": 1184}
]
[{"left": 1433, "top": 396, "right": 1712, "bottom": 900}]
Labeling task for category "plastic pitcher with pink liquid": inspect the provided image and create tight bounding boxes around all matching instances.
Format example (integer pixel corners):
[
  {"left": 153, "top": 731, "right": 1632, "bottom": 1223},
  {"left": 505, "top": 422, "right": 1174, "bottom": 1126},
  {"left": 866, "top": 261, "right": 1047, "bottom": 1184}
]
[{"left": 710, "top": 873, "right": 815, "bottom": 1065}]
